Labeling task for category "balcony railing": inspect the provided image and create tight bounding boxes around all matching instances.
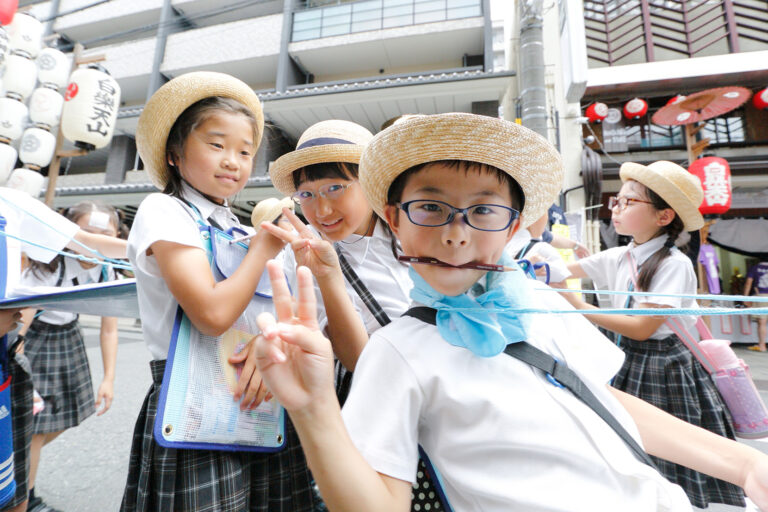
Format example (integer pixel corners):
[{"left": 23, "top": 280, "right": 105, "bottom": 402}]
[{"left": 292, "top": 0, "right": 482, "bottom": 42}]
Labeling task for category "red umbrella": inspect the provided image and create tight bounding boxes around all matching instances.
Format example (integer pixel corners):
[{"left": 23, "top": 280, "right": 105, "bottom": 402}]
[{"left": 652, "top": 86, "right": 752, "bottom": 126}]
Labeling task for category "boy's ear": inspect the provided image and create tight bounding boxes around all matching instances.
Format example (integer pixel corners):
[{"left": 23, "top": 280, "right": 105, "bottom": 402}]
[
  {"left": 383, "top": 204, "right": 400, "bottom": 236},
  {"left": 656, "top": 208, "right": 675, "bottom": 227},
  {"left": 505, "top": 217, "right": 521, "bottom": 243}
]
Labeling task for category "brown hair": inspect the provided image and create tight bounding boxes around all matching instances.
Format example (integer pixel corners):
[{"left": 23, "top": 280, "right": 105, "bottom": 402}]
[
  {"left": 27, "top": 202, "right": 120, "bottom": 279},
  {"left": 630, "top": 181, "right": 686, "bottom": 292},
  {"left": 164, "top": 96, "right": 260, "bottom": 199}
]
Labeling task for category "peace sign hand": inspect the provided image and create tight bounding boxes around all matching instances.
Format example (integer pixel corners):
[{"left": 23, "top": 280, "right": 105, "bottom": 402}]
[
  {"left": 255, "top": 260, "right": 336, "bottom": 413},
  {"left": 259, "top": 208, "right": 339, "bottom": 279}
]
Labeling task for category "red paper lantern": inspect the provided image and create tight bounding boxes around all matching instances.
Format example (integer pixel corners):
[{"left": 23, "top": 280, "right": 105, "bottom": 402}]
[
  {"left": 585, "top": 102, "right": 608, "bottom": 123},
  {"left": 623, "top": 98, "right": 648, "bottom": 119},
  {"left": 666, "top": 95, "right": 686, "bottom": 106},
  {"left": 0, "top": 0, "right": 18, "bottom": 26},
  {"left": 689, "top": 157, "right": 732, "bottom": 215},
  {"left": 753, "top": 88, "right": 768, "bottom": 111}
]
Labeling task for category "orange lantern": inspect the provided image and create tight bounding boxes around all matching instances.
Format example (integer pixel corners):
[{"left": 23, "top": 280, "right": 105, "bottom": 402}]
[
  {"left": 754, "top": 88, "right": 768, "bottom": 111},
  {"left": 61, "top": 65, "right": 121, "bottom": 150},
  {"left": 585, "top": 102, "right": 608, "bottom": 123},
  {"left": 689, "top": 156, "right": 732, "bottom": 215},
  {"left": 623, "top": 98, "right": 648, "bottom": 119}
]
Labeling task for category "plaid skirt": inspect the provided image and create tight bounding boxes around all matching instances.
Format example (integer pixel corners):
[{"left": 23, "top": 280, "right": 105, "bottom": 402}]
[
  {"left": 121, "top": 360, "right": 319, "bottom": 512},
  {"left": 0, "top": 352, "right": 33, "bottom": 511},
  {"left": 613, "top": 335, "right": 745, "bottom": 508},
  {"left": 25, "top": 319, "right": 95, "bottom": 434}
]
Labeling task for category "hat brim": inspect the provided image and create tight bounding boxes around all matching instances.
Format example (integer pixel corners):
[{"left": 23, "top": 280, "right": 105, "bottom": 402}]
[
  {"left": 136, "top": 71, "right": 264, "bottom": 190},
  {"left": 620, "top": 162, "right": 704, "bottom": 231},
  {"left": 359, "top": 113, "right": 563, "bottom": 229},
  {"left": 269, "top": 144, "right": 365, "bottom": 196}
]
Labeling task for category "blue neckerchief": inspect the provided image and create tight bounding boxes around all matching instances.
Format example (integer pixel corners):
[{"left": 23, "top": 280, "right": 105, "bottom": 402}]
[{"left": 409, "top": 253, "right": 532, "bottom": 357}]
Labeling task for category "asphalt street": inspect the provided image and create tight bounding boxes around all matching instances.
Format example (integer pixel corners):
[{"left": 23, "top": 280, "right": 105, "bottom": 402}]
[{"left": 29, "top": 317, "right": 768, "bottom": 511}]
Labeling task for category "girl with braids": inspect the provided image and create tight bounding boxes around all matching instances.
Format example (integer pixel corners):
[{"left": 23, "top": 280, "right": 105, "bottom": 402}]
[{"left": 560, "top": 161, "right": 744, "bottom": 508}]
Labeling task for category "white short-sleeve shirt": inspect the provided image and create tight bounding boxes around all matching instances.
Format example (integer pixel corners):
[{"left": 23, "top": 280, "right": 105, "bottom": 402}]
[
  {"left": 341, "top": 281, "right": 692, "bottom": 511},
  {"left": 578, "top": 235, "right": 698, "bottom": 338},
  {"left": 127, "top": 184, "right": 250, "bottom": 360},
  {"left": 20, "top": 258, "right": 117, "bottom": 324},
  {"left": 316, "top": 221, "right": 412, "bottom": 335},
  {"left": 0, "top": 187, "right": 79, "bottom": 296}
]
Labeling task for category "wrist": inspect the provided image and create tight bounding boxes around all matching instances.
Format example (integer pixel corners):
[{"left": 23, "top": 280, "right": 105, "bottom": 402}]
[{"left": 572, "top": 242, "right": 580, "bottom": 250}]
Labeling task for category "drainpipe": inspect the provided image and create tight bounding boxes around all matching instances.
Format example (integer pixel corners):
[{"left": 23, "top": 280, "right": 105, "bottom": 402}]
[
  {"left": 519, "top": 0, "right": 547, "bottom": 139},
  {"left": 145, "top": 0, "right": 173, "bottom": 100}
]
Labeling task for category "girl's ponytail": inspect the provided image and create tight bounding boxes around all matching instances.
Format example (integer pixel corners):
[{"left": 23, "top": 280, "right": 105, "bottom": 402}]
[{"left": 636, "top": 187, "right": 685, "bottom": 292}]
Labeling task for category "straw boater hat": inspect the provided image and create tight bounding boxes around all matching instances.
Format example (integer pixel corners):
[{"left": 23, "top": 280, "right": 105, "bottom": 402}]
[
  {"left": 269, "top": 120, "right": 374, "bottom": 196},
  {"left": 358, "top": 113, "right": 563, "bottom": 229},
  {"left": 619, "top": 160, "right": 704, "bottom": 231},
  {"left": 250, "top": 197, "right": 294, "bottom": 228},
  {"left": 136, "top": 71, "right": 265, "bottom": 190}
]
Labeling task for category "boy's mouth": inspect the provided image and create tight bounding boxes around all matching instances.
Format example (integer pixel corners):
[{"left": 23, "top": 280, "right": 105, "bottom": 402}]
[{"left": 398, "top": 255, "right": 514, "bottom": 273}]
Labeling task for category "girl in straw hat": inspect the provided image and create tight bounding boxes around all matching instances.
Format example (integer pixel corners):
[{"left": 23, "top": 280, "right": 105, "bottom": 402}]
[
  {"left": 121, "top": 72, "right": 318, "bottom": 512},
  {"left": 562, "top": 160, "right": 744, "bottom": 507},
  {"left": 265, "top": 119, "right": 444, "bottom": 511},
  {"left": 251, "top": 114, "right": 768, "bottom": 511}
]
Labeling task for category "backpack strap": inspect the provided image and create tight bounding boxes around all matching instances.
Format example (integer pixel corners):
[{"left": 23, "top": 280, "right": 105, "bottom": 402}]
[
  {"left": 334, "top": 244, "right": 391, "bottom": 327},
  {"left": 403, "top": 306, "right": 657, "bottom": 469}
]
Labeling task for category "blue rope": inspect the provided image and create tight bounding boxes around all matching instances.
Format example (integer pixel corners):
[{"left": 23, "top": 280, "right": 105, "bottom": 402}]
[
  {"left": 431, "top": 306, "right": 768, "bottom": 316},
  {"left": 539, "top": 287, "right": 766, "bottom": 303},
  {"left": 0, "top": 194, "right": 128, "bottom": 269},
  {"left": 0, "top": 230, "right": 132, "bottom": 271}
]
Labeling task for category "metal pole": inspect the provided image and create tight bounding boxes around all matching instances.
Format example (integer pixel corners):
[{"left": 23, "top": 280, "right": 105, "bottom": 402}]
[
  {"left": 145, "top": 0, "right": 173, "bottom": 100},
  {"left": 44, "top": 0, "right": 61, "bottom": 36},
  {"left": 519, "top": 0, "right": 547, "bottom": 139}
]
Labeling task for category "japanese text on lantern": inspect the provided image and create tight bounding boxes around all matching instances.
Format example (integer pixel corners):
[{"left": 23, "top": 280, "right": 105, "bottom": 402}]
[
  {"left": 86, "top": 79, "right": 116, "bottom": 137},
  {"left": 702, "top": 161, "right": 729, "bottom": 206}
]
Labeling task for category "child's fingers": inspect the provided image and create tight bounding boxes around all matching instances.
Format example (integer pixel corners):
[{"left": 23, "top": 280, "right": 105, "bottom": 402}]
[
  {"left": 275, "top": 322, "right": 329, "bottom": 356},
  {"left": 282, "top": 208, "right": 317, "bottom": 240},
  {"left": 259, "top": 221, "right": 298, "bottom": 244},
  {"left": 266, "top": 260, "right": 294, "bottom": 323},
  {"left": 295, "top": 266, "right": 319, "bottom": 329}
]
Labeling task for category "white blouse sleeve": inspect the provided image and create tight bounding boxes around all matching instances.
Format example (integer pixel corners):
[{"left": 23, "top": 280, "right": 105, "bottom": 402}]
[
  {"left": 127, "top": 194, "right": 205, "bottom": 279},
  {"left": 643, "top": 254, "right": 697, "bottom": 308},
  {"left": 341, "top": 329, "right": 422, "bottom": 483},
  {"left": 578, "top": 247, "right": 621, "bottom": 289}
]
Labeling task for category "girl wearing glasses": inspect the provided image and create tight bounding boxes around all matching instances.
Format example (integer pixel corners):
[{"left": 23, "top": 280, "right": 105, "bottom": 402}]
[{"left": 557, "top": 161, "right": 743, "bottom": 508}]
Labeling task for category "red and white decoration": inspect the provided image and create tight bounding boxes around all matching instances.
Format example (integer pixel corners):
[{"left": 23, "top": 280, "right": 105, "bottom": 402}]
[
  {"left": 0, "top": 0, "right": 18, "bottom": 26},
  {"left": 623, "top": 98, "right": 648, "bottom": 119},
  {"left": 754, "top": 88, "right": 768, "bottom": 111},
  {"left": 666, "top": 95, "right": 686, "bottom": 106},
  {"left": 61, "top": 65, "right": 121, "bottom": 150},
  {"left": 585, "top": 102, "right": 608, "bottom": 123},
  {"left": 689, "top": 156, "right": 732, "bottom": 215}
]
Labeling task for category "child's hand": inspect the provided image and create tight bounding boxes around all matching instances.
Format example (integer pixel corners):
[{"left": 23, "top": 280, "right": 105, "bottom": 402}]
[
  {"left": 248, "top": 219, "right": 288, "bottom": 260},
  {"left": 0, "top": 308, "right": 21, "bottom": 335},
  {"left": 95, "top": 378, "right": 114, "bottom": 416},
  {"left": 229, "top": 338, "right": 270, "bottom": 410},
  {"left": 255, "top": 260, "right": 336, "bottom": 413},
  {"left": 260, "top": 208, "right": 339, "bottom": 279}
]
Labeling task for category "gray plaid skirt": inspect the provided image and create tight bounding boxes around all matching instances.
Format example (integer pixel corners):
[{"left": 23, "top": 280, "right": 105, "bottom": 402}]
[
  {"left": 120, "top": 360, "right": 319, "bottom": 512},
  {"left": 25, "top": 319, "right": 95, "bottom": 434},
  {"left": 0, "top": 352, "right": 33, "bottom": 511},
  {"left": 613, "top": 335, "right": 745, "bottom": 508}
]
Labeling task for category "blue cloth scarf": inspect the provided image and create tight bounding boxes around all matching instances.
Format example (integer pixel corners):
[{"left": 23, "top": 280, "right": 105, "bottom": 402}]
[{"left": 409, "top": 253, "right": 532, "bottom": 357}]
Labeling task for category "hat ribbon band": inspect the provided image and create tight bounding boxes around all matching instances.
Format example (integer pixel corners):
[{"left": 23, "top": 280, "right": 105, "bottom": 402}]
[{"left": 297, "top": 137, "right": 356, "bottom": 150}]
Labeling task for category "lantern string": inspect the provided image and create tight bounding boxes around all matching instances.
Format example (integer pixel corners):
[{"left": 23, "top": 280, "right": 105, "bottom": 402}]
[{"left": 0, "top": 194, "right": 130, "bottom": 269}]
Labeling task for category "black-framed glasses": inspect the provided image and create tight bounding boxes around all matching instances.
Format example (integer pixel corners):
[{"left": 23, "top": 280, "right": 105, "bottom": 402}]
[
  {"left": 398, "top": 200, "right": 519, "bottom": 232},
  {"left": 608, "top": 195, "right": 653, "bottom": 211},
  {"left": 291, "top": 182, "right": 354, "bottom": 205}
]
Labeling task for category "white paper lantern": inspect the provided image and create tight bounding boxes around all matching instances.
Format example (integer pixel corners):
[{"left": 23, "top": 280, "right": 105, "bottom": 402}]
[
  {"left": 2, "top": 53, "right": 37, "bottom": 101},
  {"left": 0, "top": 143, "right": 17, "bottom": 184},
  {"left": 36, "top": 48, "right": 70, "bottom": 89},
  {"left": 0, "top": 97, "right": 29, "bottom": 142},
  {"left": 18, "top": 127, "right": 56, "bottom": 169},
  {"left": 61, "top": 65, "right": 121, "bottom": 150},
  {"left": 28, "top": 86, "right": 63, "bottom": 129},
  {"left": 6, "top": 13, "right": 43, "bottom": 59},
  {"left": 0, "top": 27, "right": 9, "bottom": 68},
  {"left": 6, "top": 167, "right": 44, "bottom": 197}
]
